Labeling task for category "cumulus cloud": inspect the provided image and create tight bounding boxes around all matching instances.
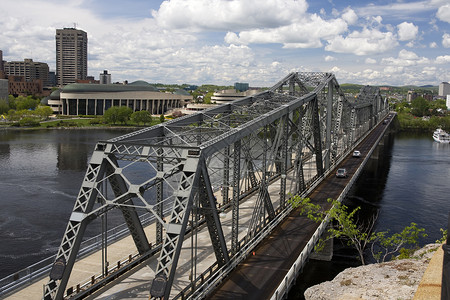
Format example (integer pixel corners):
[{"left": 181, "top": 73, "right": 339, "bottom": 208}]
[
  {"left": 224, "top": 14, "right": 348, "bottom": 48},
  {"left": 152, "top": 0, "right": 309, "bottom": 31},
  {"left": 430, "top": 42, "right": 438, "bottom": 48},
  {"left": 397, "top": 22, "right": 418, "bottom": 41},
  {"left": 436, "top": 4, "right": 450, "bottom": 23},
  {"left": 324, "top": 55, "right": 336, "bottom": 62},
  {"left": 443, "top": 33, "right": 450, "bottom": 47},
  {"left": 325, "top": 28, "right": 398, "bottom": 55},
  {"left": 365, "top": 58, "right": 377, "bottom": 64},
  {"left": 342, "top": 8, "right": 358, "bottom": 25},
  {"left": 436, "top": 55, "right": 450, "bottom": 63},
  {"left": 381, "top": 49, "right": 429, "bottom": 67}
]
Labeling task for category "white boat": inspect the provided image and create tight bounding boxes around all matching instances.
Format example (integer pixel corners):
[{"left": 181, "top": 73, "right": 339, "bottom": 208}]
[{"left": 432, "top": 128, "right": 450, "bottom": 143}]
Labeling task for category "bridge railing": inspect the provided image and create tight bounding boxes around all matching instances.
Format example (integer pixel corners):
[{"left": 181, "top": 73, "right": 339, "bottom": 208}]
[{"left": 0, "top": 213, "right": 155, "bottom": 297}]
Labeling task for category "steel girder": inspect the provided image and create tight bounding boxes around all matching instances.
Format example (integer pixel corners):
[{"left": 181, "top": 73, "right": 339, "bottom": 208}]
[{"left": 43, "top": 72, "right": 388, "bottom": 300}]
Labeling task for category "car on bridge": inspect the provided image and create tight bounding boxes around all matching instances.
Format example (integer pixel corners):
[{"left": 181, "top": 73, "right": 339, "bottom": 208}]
[
  {"left": 335, "top": 168, "right": 348, "bottom": 178},
  {"left": 352, "top": 150, "right": 361, "bottom": 157}
]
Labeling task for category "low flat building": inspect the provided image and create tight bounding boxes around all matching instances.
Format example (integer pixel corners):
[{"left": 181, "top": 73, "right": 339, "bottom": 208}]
[
  {"left": 211, "top": 89, "right": 259, "bottom": 104},
  {"left": 52, "top": 80, "right": 192, "bottom": 115}
]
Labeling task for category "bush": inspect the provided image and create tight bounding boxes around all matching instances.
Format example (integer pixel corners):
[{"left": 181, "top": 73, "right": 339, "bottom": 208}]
[{"left": 19, "top": 117, "right": 41, "bottom": 127}]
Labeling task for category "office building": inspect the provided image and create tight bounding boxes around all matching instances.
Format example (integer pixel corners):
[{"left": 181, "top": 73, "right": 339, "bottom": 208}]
[
  {"left": 439, "top": 82, "right": 450, "bottom": 97},
  {"left": 234, "top": 82, "right": 249, "bottom": 92},
  {"left": 0, "top": 50, "right": 4, "bottom": 74},
  {"left": 7, "top": 75, "right": 43, "bottom": 96},
  {"left": 4, "top": 59, "right": 50, "bottom": 86},
  {"left": 99, "top": 70, "right": 111, "bottom": 84},
  {"left": 56, "top": 28, "right": 88, "bottom": 86}
]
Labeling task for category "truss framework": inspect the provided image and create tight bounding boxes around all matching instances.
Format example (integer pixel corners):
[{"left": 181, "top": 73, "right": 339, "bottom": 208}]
[{"left": 43, "top": 72, "right": 389, "bottom": 300}]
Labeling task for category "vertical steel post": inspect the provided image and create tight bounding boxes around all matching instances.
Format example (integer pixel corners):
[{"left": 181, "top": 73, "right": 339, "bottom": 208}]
[{"left": 231, "top": 140, "right": 241, "bottom": 255}]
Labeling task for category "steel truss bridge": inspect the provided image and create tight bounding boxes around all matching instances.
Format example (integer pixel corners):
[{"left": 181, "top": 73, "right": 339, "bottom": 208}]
[{"left": 43, "top": 72, "right": 389, "bottom": 300}]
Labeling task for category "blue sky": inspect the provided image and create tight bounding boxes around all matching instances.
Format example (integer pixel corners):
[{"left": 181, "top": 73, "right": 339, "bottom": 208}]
[{"left": 1, "top": 0, "right": 449, "bottom": 87}]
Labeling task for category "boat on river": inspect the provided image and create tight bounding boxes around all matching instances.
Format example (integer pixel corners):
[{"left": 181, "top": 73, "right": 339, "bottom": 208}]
[{"left": 432, "top": 128, "right": 450, "bottom": 143}]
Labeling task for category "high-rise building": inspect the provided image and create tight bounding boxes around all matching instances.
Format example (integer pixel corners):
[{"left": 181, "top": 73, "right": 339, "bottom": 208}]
[
  {"left": 0, "top": 50, "right": 4, "bottom": 74},
  {"left": 56, "top": 28, "right": 88, "bottom": 86},
  {"left": 99, "top": 70, "right": 111, "bottom": 84},
  {"left": 4, "top": 58, "right": 50, "bottom": 86},
  {"left": 439, "top": 82, "right": 450, "bottom": 97}
]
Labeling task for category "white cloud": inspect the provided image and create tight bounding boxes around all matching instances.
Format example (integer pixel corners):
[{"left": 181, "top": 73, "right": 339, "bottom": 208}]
[
  {"left": 430, "top": 42, "right": 438, "bottom": 48},
  {"left": 443, "top": 33, "right": 450, "bottom": 48},
  {"left": 324, "top": 55, "right": 336, "bottom": 62},
  {"left": 224, "top": 14, "right": 348, "bottom": 48},
  {"left": 342, "top": 8, "right": 358, "bottom": 25},
  {"left": 365, "top": 58, "right": 377, "bottom": 64},
  {"left": 398, "top": 49, "right": 419, "bottom": 60},
  {"left": 384, "top": 66, "right": 404, "bottom": 74},
  {"left": 381, "top": 49, "right": 429, "bottom": 67},
  {"left": 436, "top": 55, "right": 450, "bottom": 63},
  {"left": 436, "top": 4, "right": 450, "bottom": 23},
  {"left": 325, "top": 28, "right": 398, "bottom": 55},
  {"left": 421, "top": 66, "right": 436, "bottom": 76},
  {"left": 357, "top": 1, "right": 441, "bottom": 19},
  {"left": 397, "top": 22, "right": 418, "bottom": 41},
  {"left": 152, "top": 0, "right": 309, "bottom": 31}
]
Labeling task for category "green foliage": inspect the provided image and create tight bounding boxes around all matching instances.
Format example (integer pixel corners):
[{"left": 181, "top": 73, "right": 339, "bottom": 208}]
[
  {"left": 19, "top": 117, "right": 41, "bottom": 127},
  {"left": 203, "top": 91, "right": 214, "bottom": 104},
  {"left": 371, "top": 222, "right": 427, "bottom": 262},
  {"left": 410, "top": 97, "right": 430, "bottom": 117},
  {"left": 159, "top": 114, "right": 165, "bottom": 123},
  {"left": 88, "top": 118, "right": 104, "bottom": 125},
  {"left": 103, "top": 106, "right": 133, "bottom": 125},
  {"left": 15, "top": 96, "right": 40, "bottom": 111},
  {"left": 131, "top": 110, "right": 152, "bottom": 125},
  {"left": 436, "top": 228, "right": 448, "bottom": 244},
  {"left": 0, "top": 99, "right": 9, "bottom": 114},
  {"left": 35, "top": 106, "right": 53, "bottom": 120},
  {"left": 289, "top": 196, "right": 427, "bottom": 265},
  {"left": 8, "top": 95, "right": 16, "bottom": 110}
]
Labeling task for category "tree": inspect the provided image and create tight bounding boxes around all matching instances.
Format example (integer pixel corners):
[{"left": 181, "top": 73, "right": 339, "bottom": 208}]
[
  {"left": 15, "top": 96, "right": 39, "bottom": 111},
  {"left": 159, "top": 114, "right": 165, "bottom": 123},
  {"left": 290, "top": 196, "right": 427, "bottom": 265},
  {"left": 104, "top": 106, "right": 132, "bottom": 125},
  {"left": 35, "top": 106, "right": 53, "bottom": 120},
  {"left": 0, "top": 100, "right": 9, "bottom": 115},
  {"left": 410, "top": 96, "right": 430, "bottom": 117},
  {"left": 131, "top": 110, "right": 152, "bottom": 125},
  {"left": 103, "top": 106, "right": 121, "bottom": 124},
  {"left": 117, "top": 106, "right": 133, "bottom": 124}
]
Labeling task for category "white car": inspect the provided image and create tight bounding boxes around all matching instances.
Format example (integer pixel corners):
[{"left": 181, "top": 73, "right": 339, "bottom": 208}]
[{"left": 352, "top": 150, "right": 361, "bottom": 157}]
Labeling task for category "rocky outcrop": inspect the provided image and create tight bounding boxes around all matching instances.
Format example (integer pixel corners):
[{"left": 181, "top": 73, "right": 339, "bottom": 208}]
[{"left": 304, "top": 244, "right": 441, "bottom": 300}]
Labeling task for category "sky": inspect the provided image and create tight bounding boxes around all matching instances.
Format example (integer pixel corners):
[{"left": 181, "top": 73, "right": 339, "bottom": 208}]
[{"left": 1, "top": 0, "right": 449, "bottom": 87}]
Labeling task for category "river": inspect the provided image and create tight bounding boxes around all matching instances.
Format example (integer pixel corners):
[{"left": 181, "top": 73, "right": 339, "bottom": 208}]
[{"left": 0, "top": 129, "right": 449, "bottom": 296}]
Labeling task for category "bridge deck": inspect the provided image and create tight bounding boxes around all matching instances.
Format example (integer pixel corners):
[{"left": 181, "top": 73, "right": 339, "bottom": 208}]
[{"left": 206, "top": 116, "right": 392, "bottom": 299}]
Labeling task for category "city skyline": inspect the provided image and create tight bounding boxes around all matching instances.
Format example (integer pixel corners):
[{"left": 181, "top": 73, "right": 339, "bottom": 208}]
[{"left": 1, "top": 0, "right": 449, "bottom": 87}]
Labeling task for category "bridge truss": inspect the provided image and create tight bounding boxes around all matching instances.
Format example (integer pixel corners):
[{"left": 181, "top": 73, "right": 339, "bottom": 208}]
[{"left": 43, "top": 72, "right": 389, "bottom": 299}]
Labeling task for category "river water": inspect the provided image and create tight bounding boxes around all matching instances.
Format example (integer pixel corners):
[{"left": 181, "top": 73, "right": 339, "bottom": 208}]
[{"left": 0, "top": 129, "right": 449, "bottom": 295}]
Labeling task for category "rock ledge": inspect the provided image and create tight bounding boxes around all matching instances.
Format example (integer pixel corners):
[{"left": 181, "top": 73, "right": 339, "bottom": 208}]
[{"left": 304, "top": 244, "right": 440, "bottom": 300}]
